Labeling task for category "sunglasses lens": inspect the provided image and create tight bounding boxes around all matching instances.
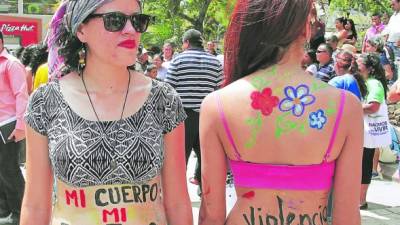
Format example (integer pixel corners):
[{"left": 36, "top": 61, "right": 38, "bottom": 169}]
[
  {"left": 132, "top": 14, "right": 151, "bottom": 33},
  {"left": 104, "top": 13, "right": 127, "bottom": 32}
]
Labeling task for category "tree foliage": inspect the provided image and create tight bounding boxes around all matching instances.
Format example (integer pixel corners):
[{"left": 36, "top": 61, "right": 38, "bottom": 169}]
[
  {"left": 318, "top": 0, "right": 392, "bottom": 15},
  {"left": 141, "top": 0, "right": 233, "bottom": 50}
]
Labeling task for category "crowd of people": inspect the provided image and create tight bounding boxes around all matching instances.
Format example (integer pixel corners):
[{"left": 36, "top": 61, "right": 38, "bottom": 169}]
[
  {"left": 303, "top": 1, "right": 400, "bottom": 212},
  {"left": 0, "top": 0, "right": 400, "bottom": 225}
]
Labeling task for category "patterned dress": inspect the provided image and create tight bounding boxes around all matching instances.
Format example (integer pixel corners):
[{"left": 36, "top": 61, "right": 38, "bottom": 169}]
[{"left": 25, "top": 78, "right": 186, "bottom": 225}]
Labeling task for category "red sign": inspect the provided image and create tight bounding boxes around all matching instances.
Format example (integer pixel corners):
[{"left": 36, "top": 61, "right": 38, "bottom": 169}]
[{"left": 0, "top": 16, "right": 42, "bottom": 47}]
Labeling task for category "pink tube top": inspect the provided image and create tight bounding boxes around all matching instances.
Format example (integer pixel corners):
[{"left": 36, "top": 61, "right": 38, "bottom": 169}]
[{"left": 217, "top": 90, "right": 346, "bottom": 191}]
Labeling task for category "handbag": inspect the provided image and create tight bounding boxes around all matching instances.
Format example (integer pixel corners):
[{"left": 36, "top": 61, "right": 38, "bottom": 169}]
[{"left": 379, "top": 146, "right": 398, "bottom": 163}]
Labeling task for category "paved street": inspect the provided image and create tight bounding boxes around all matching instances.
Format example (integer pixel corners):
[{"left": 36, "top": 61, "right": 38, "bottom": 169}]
[{"left": 361, "top": 162, "right": 400, "bottom": 225}]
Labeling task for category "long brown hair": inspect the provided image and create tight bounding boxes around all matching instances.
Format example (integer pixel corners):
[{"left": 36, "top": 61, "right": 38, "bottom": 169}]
[{"left": 224, "top": 0, "right": 312, "bottom": 85}]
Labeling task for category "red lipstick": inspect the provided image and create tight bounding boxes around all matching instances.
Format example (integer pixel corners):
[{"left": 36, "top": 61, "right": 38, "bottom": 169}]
[{"left": 118, "top": 40, "right": 136, "bottom": 49}]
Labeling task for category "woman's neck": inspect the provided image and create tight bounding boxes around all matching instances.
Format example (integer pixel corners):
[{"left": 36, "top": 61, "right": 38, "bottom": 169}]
[{"left": 82, "top": 60, "right": 131, "bottom": 93}]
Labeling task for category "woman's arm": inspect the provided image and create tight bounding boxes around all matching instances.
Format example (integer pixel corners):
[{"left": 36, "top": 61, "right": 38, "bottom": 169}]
[
  {"left": 337, "top": 30, "right": 348, "bottom": 41},
  {"left": 162, "top": 123, "right": 193, "bottom": 225},
  {"left": 333, "top": 93, "right": 363, "bottom": 225},
  {"left": 344, "top": 37, "right": 357, "bottom": 45},
  {"left": 388, "top": 80, "right": 400, "bottom": 103},
  {"left": 199, "top": 94, "right": 227, "bottom": 225},
  {"left": 25, "top": 69, "right": 33, "bottom": 95},
  {"left": 383, "top": 64, "right": 394, "bottom": 81},
  {"left": 20, "top": 126, "right": 53, "bottom": 225}
]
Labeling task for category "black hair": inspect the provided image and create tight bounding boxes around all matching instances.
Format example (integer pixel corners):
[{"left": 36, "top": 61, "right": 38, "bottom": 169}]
[
  {"left": 352, "top": 70, "right": 368, "bottom": 99},
  {"left": 20, "top": 44, "right": 38, "bottom": 67},
  {"left": 0, "top": 31, "right": 3, "bottom": 42},
  {"left": 318, "top": 43, "right": 333, "bottom": 56},
  {"left": 336, "top": 50, "right": 368, "bottom": 98},
  {"left": 306, "top": 49, "right": 318, "bottom": 64},
  {"left": 371, "top": 12, "right": 381, "bottom": 18},
  {"left": 14, "top": 47, "right": 25, "bottom": 59},
  {"left": 359, "top": 53, "right": 388, "bottom": 98},
  {"left": 188, "top": 40, "right": 203, "bottom": 48},
  {"left": 346, "top": 19, "right": 358, "bottom": 40},
  {"left": 224, "top": 0, "right": 312, "bottom": 84},
  {"left": 30, "top": 43, "right": 48, "bottom": 76},
  {"left": 336, "top": 17, "right": 347, "bottom": 26},
  {"left": 56, "top": 24, "right": 85, "bottom": 75}
]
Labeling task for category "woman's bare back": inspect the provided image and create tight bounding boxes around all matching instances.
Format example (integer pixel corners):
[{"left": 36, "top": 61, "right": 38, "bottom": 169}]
[{"left": 199, "top": 66, "right": 363, "bottom": 225}]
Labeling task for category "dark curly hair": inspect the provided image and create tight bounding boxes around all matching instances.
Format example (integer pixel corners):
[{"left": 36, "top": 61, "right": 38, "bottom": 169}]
[
  {"left": 358, "top": 53, "right": 388, "bottom": 98},
  {"left": 14, "top": 47, "right": 25, "bottom": 60},
  {"left": 20, "top": 44, "right": 38, "bottom": 67},
  {"left": 56, "top": 24, "right": 85, "bottom": 75},
  {"left": 30, "top": 43, "right": 48, "bottom": 76}
]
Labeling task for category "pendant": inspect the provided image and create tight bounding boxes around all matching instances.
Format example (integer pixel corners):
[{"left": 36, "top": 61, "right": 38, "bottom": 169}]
[{"left": 110, "top": 160, "right": 117, "bottom": 170}]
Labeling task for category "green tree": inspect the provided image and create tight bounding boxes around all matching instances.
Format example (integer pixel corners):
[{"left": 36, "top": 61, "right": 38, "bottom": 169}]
[
  {"left": 318, "top": 0, "right": 392, "bottom": 15},
  {"left": 142, "top": 0, "right": 233, "bottom": 49}
]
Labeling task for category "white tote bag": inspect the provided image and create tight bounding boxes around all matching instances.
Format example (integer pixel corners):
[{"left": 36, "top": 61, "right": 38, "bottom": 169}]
[{"left": 363, "top": 102, "right": 392, "bottom": 148}]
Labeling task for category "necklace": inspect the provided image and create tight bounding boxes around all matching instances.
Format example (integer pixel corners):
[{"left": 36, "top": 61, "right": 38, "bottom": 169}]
[{"left": 81, "top": 69, "right": 131, "bottom": 170}]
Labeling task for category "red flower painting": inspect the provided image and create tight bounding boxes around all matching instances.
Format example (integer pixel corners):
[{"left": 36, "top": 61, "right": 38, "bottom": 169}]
[{"left": 250, "top": 88, "right": 279, "bottom": 116}]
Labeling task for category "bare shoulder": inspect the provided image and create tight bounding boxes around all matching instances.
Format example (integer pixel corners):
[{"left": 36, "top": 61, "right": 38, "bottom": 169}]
[
  {"left": 201, "top": 90, "right": 220, "bottom": 118},
  {"left": 58, "top": 71, "right": 81, "bottom": 88}
]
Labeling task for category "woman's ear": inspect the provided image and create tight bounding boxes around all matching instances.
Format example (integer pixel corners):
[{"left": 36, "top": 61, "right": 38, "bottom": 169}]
[{"left": 76, "top": 24, "right": 87, "bottom": 43}]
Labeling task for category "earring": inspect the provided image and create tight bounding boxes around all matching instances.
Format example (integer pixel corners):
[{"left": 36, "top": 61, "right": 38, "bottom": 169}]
[{"left": 78, "top": 45, "right": 86, "bottom": 72}]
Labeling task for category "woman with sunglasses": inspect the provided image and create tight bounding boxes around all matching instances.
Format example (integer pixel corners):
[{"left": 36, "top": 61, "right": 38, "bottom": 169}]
[
  {"left": 199, "top": 1, "right": 363, "bottom": 225},
  {"left": 21, "top": 0, "right": 192, "bottom": 225}
]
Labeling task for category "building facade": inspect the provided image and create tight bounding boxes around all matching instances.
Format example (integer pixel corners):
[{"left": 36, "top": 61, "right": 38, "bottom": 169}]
[{"left": 0, "top": 0, "right": 58, "bottom": 49}]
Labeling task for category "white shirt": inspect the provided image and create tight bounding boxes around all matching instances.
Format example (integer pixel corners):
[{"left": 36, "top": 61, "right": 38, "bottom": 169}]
[
  {"left": 306, "top": 64, "right": 318, "bottom": 76},
  {"left": 156, "top": 67, "right": 168, "bottom": 81},
  {"left": 162, "top": 61, "right": 171, "bottom": 70},
  {"left": 382, "top": 11, "right": 400, "bottom": 42}
]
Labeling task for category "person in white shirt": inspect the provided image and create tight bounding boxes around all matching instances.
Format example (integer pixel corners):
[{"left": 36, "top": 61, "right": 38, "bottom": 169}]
[
  {"left": 382, "top": 0, "right": 400, "bottom": 79},
  {"left": 153, "top": 54, "right": 168, "bottom": 81},
  {"left": 161, "top": 42, "right": 174, "bottom": 69}
]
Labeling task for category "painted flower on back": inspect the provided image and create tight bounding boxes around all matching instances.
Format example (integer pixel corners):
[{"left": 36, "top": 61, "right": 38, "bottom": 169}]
[
  {"left": 251, "top": 87, "right": 280, "bottom": 116},
  {"left": 279, "top": 84, "right": 316, "bottom": 117},
  {"left": 309, "top": 109, "right": 327, "bottom": 130}
]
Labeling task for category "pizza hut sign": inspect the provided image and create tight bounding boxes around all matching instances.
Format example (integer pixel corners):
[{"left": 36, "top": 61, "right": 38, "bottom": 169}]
[
  {"left": 0, "top": 21, "right": 39, "bottom": 46},
  {"left": 1, "top": 24, "right": 35, "bottom": 32}
]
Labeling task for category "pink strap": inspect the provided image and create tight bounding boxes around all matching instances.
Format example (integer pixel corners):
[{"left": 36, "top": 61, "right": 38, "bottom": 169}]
[
  {"left": 215, "top": 94, "right": 242, "bottom": 161},
  {"left": 324, "top": 90, "right": 346, "bottom": 162}
]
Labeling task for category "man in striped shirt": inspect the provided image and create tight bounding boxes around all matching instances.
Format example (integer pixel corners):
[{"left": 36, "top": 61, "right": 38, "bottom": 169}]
[{"left": 165, "top": 29, "right": 223, "bottom": 189}]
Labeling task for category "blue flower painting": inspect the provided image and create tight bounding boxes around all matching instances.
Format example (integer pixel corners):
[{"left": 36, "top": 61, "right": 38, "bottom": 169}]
[
  {"left": 279, "top": 84, "right": 316, "bottom": 117},
  {"left": 309, "top": 109, "right": 328, "bottom": 130}
]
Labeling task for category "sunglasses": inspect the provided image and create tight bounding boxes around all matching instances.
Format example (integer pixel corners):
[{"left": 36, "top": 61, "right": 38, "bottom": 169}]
[
  {"left": 86, "top": 12, "right": 153, "bottom": 33},
  {"left": 316, "top": 50, "right": 327, "bottom": 53}
]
